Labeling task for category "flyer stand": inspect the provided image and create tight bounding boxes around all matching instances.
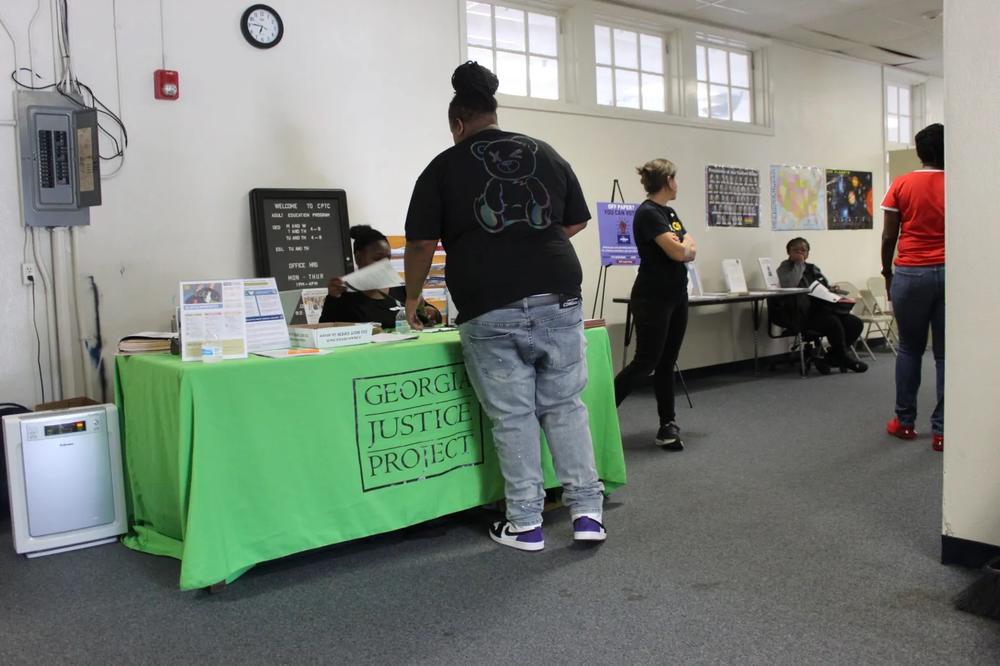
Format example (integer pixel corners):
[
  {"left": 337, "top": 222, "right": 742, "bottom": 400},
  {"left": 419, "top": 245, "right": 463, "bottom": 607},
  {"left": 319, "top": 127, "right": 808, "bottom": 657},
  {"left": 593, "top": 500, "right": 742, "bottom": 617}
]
[{"left": 590, "top": 179, "right": 627, "bottom": 319}]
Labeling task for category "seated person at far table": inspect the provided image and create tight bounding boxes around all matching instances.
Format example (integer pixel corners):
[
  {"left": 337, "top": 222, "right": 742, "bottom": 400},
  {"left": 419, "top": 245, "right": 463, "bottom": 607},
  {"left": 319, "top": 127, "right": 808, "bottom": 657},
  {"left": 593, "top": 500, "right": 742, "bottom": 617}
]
[
  {"left": 776, "top": 237, "right": 867, "bottom": 373},
  {"left": 320, "top": 225, "right": 442, "bottom": 330}
]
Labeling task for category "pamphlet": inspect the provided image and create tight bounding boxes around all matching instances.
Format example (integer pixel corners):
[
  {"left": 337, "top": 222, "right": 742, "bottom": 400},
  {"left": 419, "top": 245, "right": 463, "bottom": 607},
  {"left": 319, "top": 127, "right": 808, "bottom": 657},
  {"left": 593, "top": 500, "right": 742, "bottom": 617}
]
[
  {"left": 300, "top": 288, "right": 328, "bottom": 324},
  {"left": 179, "top": 280, "right": 248, "bottom": 361},
  {"left": 341, "top": 259, "right": 403, "bottom": 292},
  {"left": 371, "top": 332, "right": 419, "bottom": 344},
  {"left": 758, "top": 257, "right": 780, "bottom": 289},
  {"left": 722, "top": 258, "right": 749, "bottom": 294},
  {"left": 243, "top": 277, "right": 291, "bottom": 353},
  {"left": 686, "top": 263, "right": 703, "bottom": 297}
]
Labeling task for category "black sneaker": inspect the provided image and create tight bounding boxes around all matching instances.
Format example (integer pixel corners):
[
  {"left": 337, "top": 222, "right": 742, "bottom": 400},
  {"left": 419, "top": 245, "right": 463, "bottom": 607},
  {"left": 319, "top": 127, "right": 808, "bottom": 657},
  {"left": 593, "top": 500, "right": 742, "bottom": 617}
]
[{"left": 655, "top": 421, "right": 684, "bottom": 450}]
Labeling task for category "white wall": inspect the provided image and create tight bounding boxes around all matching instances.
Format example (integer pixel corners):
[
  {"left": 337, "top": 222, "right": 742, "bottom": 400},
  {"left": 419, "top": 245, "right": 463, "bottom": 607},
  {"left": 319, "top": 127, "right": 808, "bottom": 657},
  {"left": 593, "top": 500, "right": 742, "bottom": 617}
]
[
  {"left": 0, "top": 0, "right": 906, "bottom": 406},
  {"left": 924, "top": 76, "right": 945, "bottom": 126},
  {"left": 942, "top": 0, "right": 1000, "bottom": 552},
  {"left": 1, "top": 0, "right": 60, "bottom": 408}
]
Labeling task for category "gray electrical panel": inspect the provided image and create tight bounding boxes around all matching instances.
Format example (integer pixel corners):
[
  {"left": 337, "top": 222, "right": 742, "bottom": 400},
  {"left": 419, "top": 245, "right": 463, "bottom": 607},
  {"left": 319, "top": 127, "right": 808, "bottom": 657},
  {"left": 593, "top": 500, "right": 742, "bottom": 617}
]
[{"left": 16, "top": 90, "right": 102, "bottom": 227}]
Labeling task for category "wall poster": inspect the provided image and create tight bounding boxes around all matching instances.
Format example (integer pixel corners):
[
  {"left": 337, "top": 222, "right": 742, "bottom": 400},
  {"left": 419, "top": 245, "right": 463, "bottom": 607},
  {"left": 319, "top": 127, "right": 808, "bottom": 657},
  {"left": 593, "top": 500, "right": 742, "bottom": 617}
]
[
  {"left": 705, "top": 165, "right": 760, "bottom": 227},
  {"left": 826, "top": 169, "right": 873, "bottom": 230},
  {"left": 770, "top": 165, "right": 826, "bottom": 231}
]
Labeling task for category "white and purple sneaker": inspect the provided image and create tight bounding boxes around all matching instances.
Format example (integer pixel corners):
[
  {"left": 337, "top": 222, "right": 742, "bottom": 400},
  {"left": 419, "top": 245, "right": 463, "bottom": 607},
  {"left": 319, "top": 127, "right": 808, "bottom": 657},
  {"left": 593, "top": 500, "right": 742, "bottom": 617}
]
[
  {"left": 489, "top": 520, "right": 544, "bottom": 551},
  {"left": 572, "top": 516, "right": 607, "bottom": 543}
]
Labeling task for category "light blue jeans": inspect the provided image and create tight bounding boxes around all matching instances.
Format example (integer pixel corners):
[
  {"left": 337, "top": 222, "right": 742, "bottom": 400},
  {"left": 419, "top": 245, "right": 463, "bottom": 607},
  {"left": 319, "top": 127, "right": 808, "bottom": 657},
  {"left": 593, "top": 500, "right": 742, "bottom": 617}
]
[
  {"left": 891, "top": 265, "right": 945, "bottom": 435},
  {"left": 459, "top": 295, "right": 605, "bottom": 530}
]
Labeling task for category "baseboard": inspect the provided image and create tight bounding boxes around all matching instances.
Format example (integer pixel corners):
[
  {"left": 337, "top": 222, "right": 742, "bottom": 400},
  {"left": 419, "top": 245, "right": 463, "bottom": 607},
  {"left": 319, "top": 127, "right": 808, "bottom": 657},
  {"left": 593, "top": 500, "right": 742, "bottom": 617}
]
[{"left": 941, "top": 535, "right": 1000, "bottom": 568}]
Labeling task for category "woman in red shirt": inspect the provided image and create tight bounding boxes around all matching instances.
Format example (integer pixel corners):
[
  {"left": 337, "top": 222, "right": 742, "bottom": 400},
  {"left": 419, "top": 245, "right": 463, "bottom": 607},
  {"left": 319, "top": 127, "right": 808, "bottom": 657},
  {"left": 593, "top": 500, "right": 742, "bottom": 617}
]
[{"left": 880, "top": 124, "right": 945, "bottom": 451}]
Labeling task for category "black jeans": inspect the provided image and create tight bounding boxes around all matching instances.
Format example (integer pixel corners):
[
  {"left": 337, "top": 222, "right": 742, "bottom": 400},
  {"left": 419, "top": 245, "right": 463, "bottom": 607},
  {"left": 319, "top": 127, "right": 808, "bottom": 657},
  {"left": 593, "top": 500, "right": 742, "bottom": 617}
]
[
  {"left": 804, "top": 307, "right": 863, "bottom": 358},
  {"left": 614, "top": 295, "right": 689, "bottom": 424}
]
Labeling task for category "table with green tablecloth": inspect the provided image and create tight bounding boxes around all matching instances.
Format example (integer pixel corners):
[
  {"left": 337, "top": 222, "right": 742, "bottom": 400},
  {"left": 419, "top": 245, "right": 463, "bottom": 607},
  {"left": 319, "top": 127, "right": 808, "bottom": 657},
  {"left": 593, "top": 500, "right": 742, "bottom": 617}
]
[{"left": 114, "top": 328, "right": 626, "bottom": 590}]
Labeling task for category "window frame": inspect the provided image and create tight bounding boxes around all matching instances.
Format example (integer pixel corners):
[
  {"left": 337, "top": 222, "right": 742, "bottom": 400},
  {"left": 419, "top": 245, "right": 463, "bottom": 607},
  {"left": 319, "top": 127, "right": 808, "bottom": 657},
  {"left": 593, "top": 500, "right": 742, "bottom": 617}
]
[
  {"left": 463, "top": 1, "right": 564, "bottom": 101},
  {"left": 695, "top": 36, "right": 754, "bottom": 124},
  {"left": 457, "top": 0, "right": 775, "bottom": 137},
  {"left": 885, "top": 83, "right": 913, "bottom": 146},
  {"left": 593, "top": 23, "right": 669, "bottom": 113}
]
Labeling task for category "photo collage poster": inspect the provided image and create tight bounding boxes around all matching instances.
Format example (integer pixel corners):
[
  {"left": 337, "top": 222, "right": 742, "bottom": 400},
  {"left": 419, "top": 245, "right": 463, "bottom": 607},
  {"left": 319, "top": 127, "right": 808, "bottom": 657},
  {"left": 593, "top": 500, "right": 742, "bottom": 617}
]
[
  {"left": 826, "top": 169, "right": 873, "bottom": 230},
  {"left": 705, "top": 165, "right": 760, "bottom": 227},
  {"left": 770, "top": 165, "right": 826, "bottom": 231}
]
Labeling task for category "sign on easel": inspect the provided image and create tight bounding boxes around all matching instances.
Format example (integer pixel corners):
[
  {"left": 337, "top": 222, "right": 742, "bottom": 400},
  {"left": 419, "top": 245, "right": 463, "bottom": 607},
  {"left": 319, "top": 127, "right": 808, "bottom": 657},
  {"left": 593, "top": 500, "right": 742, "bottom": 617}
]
[
  {"left": 596, "top": 202, "right": 641, "bottom": 266},
  {"left": 591, "top": 179, "right": 640, "bottom": 318}
]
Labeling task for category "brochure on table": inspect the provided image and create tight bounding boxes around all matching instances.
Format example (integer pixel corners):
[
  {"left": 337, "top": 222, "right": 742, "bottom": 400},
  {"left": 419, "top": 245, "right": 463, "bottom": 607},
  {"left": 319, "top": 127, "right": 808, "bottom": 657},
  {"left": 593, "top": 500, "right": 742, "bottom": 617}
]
[
  {"left": 179, "top": 280, "right": 249, "bottom": 361},
  {"left": 686, "top": 263, "right": 703, "bottom": 297},
  {"left": 243, "top": 278, "right": 291, "bottom": 353},
  {"left": 722, "top": 258, "right": 749, "bottom": 294},
  {"left": 300, "top": 287, "right": 327, "bottom": 324},
  {"left": 758, "top": 257, "right": 780, "bottom": 289}
]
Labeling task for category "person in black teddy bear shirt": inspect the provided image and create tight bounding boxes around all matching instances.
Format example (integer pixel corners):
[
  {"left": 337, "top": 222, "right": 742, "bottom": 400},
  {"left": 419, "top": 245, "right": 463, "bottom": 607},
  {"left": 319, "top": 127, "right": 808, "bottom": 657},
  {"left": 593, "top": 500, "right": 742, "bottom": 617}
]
[{"left": 471, "top": 135, "right": 551, "bottom": 232}]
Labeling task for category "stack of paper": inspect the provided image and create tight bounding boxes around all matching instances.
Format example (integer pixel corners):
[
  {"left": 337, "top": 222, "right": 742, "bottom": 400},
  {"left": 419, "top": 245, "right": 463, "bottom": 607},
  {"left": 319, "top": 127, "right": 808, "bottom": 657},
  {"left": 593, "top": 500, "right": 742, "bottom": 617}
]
[{"left": 118, "top": 332, "right": 176, "bottom": 354}]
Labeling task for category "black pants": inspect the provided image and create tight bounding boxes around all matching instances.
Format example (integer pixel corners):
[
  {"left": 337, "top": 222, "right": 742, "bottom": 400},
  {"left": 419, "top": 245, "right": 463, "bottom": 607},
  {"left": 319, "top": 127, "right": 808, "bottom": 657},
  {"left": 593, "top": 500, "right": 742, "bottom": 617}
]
[
  {"left": 805, "top": 308, "right": 863, "bottom": 358},
  {"left": 614, "top": 295, "right": 689, "bottom": 424}
]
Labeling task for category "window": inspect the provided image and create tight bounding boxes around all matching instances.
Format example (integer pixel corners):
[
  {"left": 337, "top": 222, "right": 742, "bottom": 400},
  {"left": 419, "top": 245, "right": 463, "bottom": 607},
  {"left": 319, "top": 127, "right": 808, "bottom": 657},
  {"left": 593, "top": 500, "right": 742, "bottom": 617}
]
[
  {"left": 465, "top": 2, "right": 560, "bottom": 100},
  {"left": 696, "top": 40, "right": 752, "bottom": 123},
  {"left": 594, "top": 25, "right": 665, "bottom": 112},
  {"left": 886, "top": 84, "right": 912, "bottom": 144}
]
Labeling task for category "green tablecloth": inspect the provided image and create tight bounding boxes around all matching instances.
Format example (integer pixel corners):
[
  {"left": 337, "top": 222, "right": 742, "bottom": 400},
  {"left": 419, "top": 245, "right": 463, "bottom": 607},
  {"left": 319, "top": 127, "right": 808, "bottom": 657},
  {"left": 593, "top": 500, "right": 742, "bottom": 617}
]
[{"left": 115, "top": 328, "right": 626, "bottom": 590}]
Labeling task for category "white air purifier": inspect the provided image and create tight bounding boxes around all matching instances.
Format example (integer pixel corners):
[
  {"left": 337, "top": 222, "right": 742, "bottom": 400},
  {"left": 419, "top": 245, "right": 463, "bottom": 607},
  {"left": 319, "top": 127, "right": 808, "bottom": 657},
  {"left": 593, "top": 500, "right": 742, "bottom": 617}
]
[{"left": 2, "top": 404, "right": 126, "bottom": 557}]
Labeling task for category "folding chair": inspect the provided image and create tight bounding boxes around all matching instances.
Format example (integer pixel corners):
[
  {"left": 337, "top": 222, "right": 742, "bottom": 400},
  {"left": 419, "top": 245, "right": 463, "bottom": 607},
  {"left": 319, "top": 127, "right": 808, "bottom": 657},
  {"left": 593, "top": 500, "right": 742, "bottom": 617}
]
[
  {"left": 866, "top": 276, "right": 899, "bottom": 345},
  {"left": 833, "top": 281, "right": 894, "bottom": 359},
  {"left": 857, "top": 282, "right": 897, "bottom": 357},
  {"left": 766, "top": 297, "right": 828, "bottom": 377}
]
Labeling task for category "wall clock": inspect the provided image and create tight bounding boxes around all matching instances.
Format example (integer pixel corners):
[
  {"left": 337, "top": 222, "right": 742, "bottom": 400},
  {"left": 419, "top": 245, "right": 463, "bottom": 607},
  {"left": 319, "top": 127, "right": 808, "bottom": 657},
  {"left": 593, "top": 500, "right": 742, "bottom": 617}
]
[{"left": 241, "top": 5, "right": 283, "bottom": 49}]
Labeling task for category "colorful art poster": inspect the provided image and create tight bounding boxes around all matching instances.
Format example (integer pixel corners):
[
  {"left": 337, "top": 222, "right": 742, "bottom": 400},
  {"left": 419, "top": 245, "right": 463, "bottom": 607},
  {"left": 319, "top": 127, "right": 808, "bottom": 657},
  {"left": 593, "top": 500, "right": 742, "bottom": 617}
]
[
  {"left": 596, "top": 202, "right": 641, "bottom": 266},
  {"left": 770, "top": 165, "right": 826, "bottom": 231},
  {"left": 386, "top": 235, "right": 449, "bottom": 320},
  {"left": 826, "top": 169, "right": 873, "bottom": 230},
  {"left": 705, "top": 165, "right": 760, "bottom": 227}
]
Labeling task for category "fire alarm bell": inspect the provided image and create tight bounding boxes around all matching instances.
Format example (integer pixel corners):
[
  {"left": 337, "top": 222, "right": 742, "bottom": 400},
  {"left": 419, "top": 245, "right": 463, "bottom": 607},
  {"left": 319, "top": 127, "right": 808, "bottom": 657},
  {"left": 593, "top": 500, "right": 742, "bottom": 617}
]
[{"left": 154, "top": 70, "right": 180, "bottom": 100}]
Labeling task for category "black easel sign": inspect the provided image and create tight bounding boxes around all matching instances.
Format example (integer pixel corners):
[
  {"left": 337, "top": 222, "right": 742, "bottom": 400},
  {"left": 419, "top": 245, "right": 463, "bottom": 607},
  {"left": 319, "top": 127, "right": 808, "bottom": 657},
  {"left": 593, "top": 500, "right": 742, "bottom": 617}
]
[{"left": 249, "top": 189, "right": 355, "bottom": 291}]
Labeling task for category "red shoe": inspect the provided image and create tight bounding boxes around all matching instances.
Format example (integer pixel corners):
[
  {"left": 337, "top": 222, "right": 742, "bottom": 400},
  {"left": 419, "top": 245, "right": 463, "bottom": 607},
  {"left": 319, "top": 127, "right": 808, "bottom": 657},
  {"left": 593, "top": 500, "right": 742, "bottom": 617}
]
[
  {"left": 887, "top": 418, "right": 917, "bottom": 440},
  {"left": 932, "top": 434, "right": 943, "bottom": 452}
]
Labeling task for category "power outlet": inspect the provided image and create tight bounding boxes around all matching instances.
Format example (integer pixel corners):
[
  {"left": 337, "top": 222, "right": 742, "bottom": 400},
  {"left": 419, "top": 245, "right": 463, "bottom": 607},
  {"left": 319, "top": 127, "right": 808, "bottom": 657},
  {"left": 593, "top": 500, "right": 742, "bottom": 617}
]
[{"left": 21, "top": 263, "right": 36, "bottom": 286}]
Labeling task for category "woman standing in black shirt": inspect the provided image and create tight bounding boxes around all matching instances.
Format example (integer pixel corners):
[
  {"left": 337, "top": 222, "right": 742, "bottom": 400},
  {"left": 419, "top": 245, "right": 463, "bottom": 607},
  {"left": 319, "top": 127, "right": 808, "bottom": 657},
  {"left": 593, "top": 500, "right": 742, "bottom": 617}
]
[
  {"left": 320, "top": 225, "right": 440, "bottom": 329},
  {"left": 614, "top": 159, "right": 696, "bottom": 450}
]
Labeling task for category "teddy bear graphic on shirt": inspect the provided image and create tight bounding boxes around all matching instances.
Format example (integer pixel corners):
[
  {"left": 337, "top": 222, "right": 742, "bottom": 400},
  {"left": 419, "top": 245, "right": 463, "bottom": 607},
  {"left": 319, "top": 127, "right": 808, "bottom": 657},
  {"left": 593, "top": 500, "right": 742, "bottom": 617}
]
[{"left": 470, "top": 135, "right": 552, "bottom": 233}]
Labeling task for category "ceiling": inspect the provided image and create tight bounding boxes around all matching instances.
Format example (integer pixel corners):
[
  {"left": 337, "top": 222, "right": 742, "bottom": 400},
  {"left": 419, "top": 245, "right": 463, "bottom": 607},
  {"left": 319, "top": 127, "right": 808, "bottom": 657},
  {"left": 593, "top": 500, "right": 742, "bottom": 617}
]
[{"left": 605, "top": 0, "right": 944, "bottom": 76}]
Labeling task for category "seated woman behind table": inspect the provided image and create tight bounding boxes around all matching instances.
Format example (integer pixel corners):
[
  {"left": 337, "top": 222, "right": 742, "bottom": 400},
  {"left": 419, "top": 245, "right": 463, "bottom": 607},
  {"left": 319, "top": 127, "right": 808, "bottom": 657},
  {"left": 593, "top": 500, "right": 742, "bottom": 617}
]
[
  {"left": 776, "top": 237, "right": 867, "bottom": 373},
  {"left": 320, "top": 225, "right": 441, "bottom": 329}
]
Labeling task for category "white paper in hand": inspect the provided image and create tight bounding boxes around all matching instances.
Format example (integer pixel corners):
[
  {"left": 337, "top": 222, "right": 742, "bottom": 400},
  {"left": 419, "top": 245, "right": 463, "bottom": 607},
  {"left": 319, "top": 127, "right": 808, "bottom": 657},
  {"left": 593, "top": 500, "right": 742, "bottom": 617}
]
[
  {"left": 341, "top": 259, "right": 404, "bottom": 292},
  {"left": 808, "top": 280, "right": 853, "bottom": 304}
]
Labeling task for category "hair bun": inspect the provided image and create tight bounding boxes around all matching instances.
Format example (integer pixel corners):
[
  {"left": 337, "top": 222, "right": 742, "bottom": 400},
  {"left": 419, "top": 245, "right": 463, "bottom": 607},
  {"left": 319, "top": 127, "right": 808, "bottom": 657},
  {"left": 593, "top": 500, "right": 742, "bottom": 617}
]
[
  {"left": 452, "top": 61, "right": 499, "bottom": 99},
  {"left": 349, "top": 224, "right": 373, "bottom": 240}
]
